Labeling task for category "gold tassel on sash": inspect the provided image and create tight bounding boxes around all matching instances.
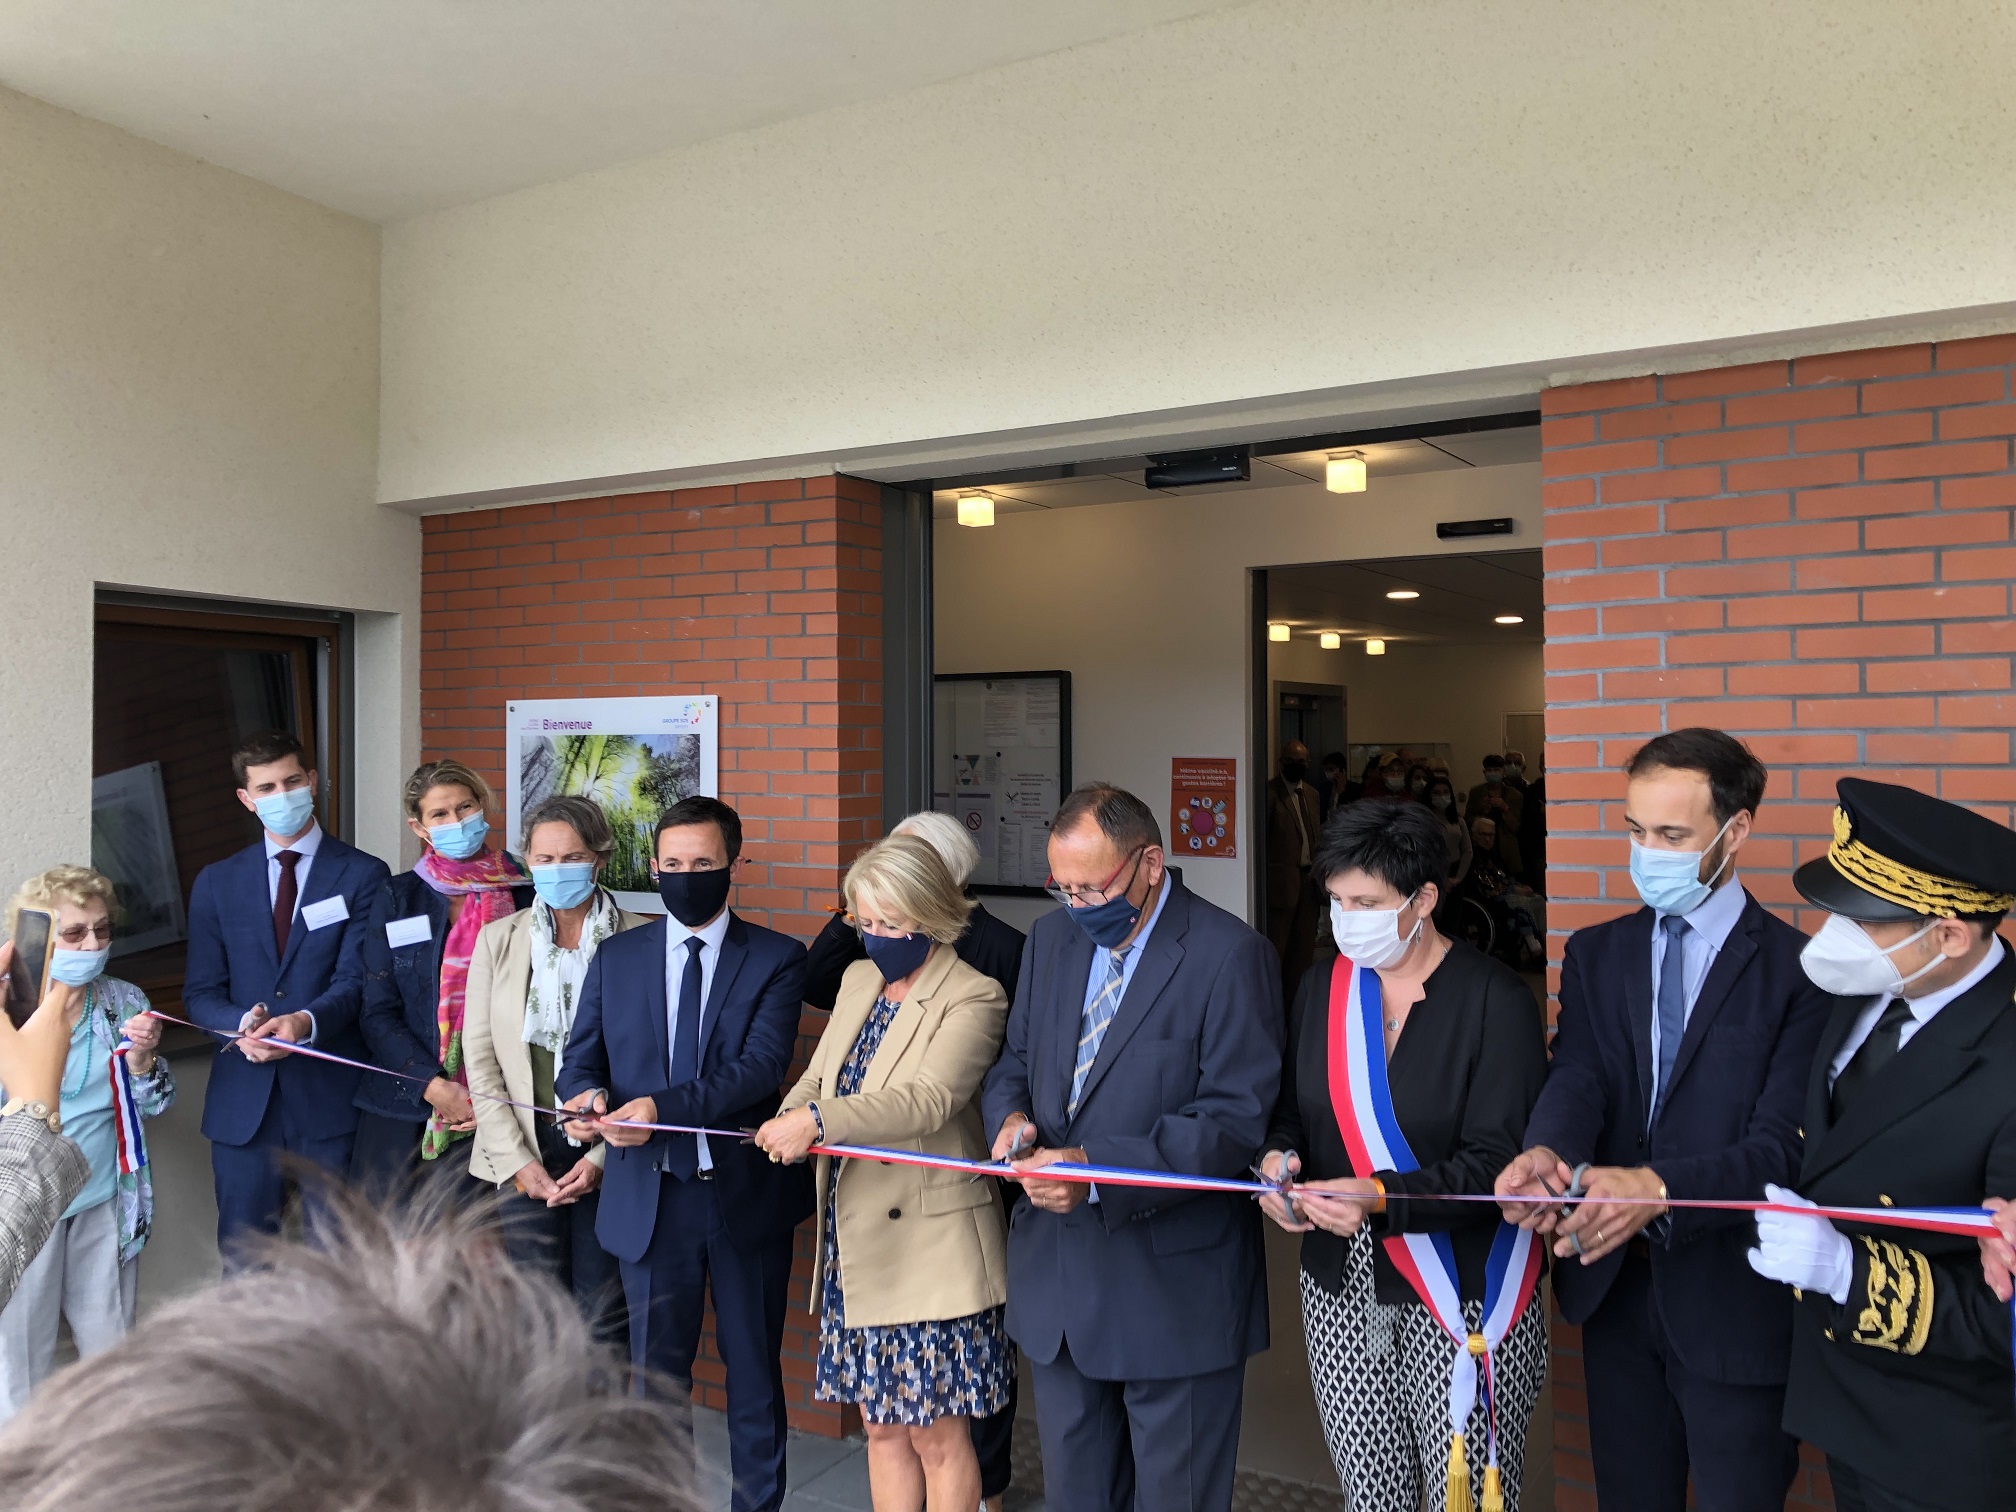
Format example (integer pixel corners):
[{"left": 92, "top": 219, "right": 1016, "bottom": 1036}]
[
  {"left": 1446, "top": 1432, "right": 1472, "bottom": 1512},
  {"left": 1482, "top": 1465, "right": 1505, "bottom": 1512}
]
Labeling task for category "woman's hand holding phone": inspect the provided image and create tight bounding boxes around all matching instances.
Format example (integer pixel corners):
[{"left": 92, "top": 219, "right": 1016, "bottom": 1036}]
[{"left": 0, "top": 942, "right": 78, "bottom": 1110}]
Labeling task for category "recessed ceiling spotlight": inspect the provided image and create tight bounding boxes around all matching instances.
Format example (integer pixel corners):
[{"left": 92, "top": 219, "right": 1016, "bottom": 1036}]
[
  {"left": 1324, "top": 451, "right": 1367, "bottom": 494},
  {"left": 956, "top": 492, "right": 994, "bottom": 528},
  {"left": 1319, "top": 632, "right": 1341, "bottom": 650},
  {"left": 1495, "top": 614, "right": 1525, "bottom": 625},
  {"left": 1365, "top": 639, "right": 1387, "bottom": 656},
  {"left": 1385, "top": 589, "right": 1420, "bottom": 600},
  {"left": 1267, "top": 623, "right": 1291, "bottom": 642}
]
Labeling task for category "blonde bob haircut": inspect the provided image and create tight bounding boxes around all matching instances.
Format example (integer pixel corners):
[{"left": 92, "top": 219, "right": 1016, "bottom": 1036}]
[
  {"left": 843, "top": 834, "right": 974, "bottom": 945},
  {"left": 891, "top": 809, "right": 981, "bottom": 889},
  {"left": 9, "top": 865, "right": 118, "bottom": 940},
  {"left": 402, "top": 758, "right": 494, "bottom": 820}
]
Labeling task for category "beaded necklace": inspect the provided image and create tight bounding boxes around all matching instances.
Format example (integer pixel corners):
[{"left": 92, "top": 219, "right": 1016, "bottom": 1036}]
[{"left": 59, "top": 984, "right": 101, "bottom": 1101}]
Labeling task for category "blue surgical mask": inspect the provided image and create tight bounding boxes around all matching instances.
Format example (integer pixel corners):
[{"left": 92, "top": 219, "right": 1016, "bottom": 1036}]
[
  {"left": 49, "top": 947, "right": 109, "bottom": 987},
  {"left": 862, "top": 930, "right": 933, "bottom": 984},
  {"left": 1629, "top": 816, "right": 1737, "bottom": 917},
  {"left": 531, "top": 863, "right": 597, "bottom": 910},
  {"left": 1065, "top": 889, "right": 1144, "bottom": 950},
  {"left": 253, "top": 786, "right": 315, "bottom": 837},
  {"left": 428, "top": 814, "right": 490, "bottom": 860}
]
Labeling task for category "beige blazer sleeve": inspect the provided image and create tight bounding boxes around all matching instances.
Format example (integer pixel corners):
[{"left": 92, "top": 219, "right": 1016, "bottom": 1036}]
[
  {"left": 462, "top": 916, "right": 539, "bottom": 1180},
  {"left": 811, "top": 958, "right": 1008, "bottom": 1148}
]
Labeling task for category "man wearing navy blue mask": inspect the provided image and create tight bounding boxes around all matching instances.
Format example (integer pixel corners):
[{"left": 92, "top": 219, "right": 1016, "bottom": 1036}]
[
  {"left": 981, "top": 783, "right": 1281, "bottom": 1512},
  {"left": 183, "top": 730, "right": 389, "bottom": 1258},
  {"left": 556, "top": 796, "right": 810, "bottom": 1512},
  {"left": 1494, "top": 728, "right": 1834, "bottom": 1512}
]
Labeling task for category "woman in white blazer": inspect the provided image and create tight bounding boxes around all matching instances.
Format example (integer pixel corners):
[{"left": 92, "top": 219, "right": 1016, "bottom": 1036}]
[{"left": 464, "top": 795, "right": 647, "bottom": 1342}]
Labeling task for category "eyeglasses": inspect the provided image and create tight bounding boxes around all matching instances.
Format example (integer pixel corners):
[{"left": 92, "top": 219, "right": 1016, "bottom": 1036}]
[
  {"left": 1044, "top": 846, "right": 1146, "bottom": 908},
  {"left": 57, "top": 922, "right": 114, "bottom": 946}
]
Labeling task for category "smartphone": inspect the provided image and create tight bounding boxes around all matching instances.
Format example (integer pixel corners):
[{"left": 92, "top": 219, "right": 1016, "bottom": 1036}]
[{"left": 5, "top": 908, "right": 55, "bottom": 1028}]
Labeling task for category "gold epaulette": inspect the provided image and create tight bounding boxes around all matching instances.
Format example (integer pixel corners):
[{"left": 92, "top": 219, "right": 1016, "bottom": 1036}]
[{"left": 1849, "top": 1235, "right": 1933, "bottom": 1356}]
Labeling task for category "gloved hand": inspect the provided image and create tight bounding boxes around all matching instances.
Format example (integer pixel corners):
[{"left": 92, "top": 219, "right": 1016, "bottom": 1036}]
[{"left": 1747, "top": 1184, "right": 1853, "bottom": 1303}]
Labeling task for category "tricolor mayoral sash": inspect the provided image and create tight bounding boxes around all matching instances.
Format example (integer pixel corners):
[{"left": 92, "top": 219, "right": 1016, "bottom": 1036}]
[{"left": 1325, "top": 955, "right": 1543, "bottom": 1512}]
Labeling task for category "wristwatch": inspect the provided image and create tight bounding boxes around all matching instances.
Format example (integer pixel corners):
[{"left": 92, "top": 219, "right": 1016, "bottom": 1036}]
[{"left": 0, "top": 1097, "right": 61, "bottom": 1135}]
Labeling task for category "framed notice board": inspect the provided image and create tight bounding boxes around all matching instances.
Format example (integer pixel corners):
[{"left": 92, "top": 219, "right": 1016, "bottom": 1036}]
[{"left": 932, "top": 671, "right": 1072, "bottom": 895}]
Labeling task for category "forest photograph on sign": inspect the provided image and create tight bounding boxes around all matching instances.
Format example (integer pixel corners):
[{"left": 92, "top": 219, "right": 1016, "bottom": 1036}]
[{"left": 506, "top": 696, "right": 719, "bottom": 909}]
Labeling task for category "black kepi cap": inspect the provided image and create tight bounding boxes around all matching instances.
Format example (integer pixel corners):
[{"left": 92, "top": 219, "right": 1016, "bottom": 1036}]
[{"left": 1793, "top": 777, "right": 2016, "bottom": 922}]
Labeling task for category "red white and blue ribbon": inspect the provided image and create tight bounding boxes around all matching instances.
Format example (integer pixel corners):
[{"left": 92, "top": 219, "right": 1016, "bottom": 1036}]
[
  {"left": 110, "top": 1039, "right": 148, "bottom": 1176},
  {"left": 1324, "top": 956, "right": 1545, "bottom": 1484}
]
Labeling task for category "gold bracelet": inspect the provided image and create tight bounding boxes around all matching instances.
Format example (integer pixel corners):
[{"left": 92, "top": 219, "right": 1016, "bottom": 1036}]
[{"left": 1368, "top": 1176, "right": 1387, "bottom": 1215}]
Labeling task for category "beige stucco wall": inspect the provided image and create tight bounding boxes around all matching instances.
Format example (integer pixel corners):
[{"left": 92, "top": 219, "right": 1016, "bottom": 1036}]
[
  {"left": 381, "top": 0, "right": 2016, "bottom": 508},
  {"left": 0, "top": 87, "right": 412, "bottom": 888}
]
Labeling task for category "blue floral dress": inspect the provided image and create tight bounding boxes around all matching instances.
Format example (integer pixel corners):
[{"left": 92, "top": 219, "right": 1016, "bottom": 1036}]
[{"left": 814, "top": 995, "right": 1012, "bottom": 1426}]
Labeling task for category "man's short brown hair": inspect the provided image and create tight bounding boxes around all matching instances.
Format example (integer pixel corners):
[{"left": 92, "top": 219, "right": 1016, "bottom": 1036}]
[{"left": 230, "top": 729, "right": 308, "bottom": 788}]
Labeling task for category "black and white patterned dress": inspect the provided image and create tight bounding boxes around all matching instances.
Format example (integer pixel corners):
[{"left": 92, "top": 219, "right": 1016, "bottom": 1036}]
[{"left": 813, "top": 995, "right": 1013, "bottom": 1426}]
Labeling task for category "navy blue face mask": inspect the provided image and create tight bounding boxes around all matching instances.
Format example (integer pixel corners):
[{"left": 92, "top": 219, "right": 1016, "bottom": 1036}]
[
  {"left": 1066, "top": 888, "right": 1145, "bottom": 950},
  {"left": 862, "top": 930, "right": 933, "bottom": 983}
]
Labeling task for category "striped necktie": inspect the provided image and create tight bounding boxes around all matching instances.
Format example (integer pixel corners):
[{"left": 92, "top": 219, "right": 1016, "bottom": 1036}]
[{"left": 1068, "top": 946, "right": 1134, "bottom": 1118}]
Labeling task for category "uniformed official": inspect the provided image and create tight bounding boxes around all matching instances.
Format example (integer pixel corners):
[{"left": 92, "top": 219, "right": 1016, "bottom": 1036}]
[{"left": 1746, "top": 777, "right": 2016, "bottom": 1512}]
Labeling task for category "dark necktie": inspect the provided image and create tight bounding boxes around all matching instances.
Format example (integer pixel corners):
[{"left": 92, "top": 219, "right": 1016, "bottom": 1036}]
[
  {"left": 1651, "top": 914, "right": 1689, "bottom": 1124},
  {"left": 272, "top": 850, "right": 302, "bottom": 958},
  {"left": 665, "top": 936, "right": 704, "bottom": 1180},
  {"left": 1832, "top": 997, "right": 1914, "bottom": 1121}
]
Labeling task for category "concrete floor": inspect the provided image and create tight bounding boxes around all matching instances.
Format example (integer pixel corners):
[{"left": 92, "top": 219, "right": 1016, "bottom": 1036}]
[{"left": 129, "top": 1047, "right": 1553, "bottom": 1511}]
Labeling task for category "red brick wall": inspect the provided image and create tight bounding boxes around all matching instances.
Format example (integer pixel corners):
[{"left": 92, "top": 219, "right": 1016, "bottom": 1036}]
[
  {"left": 1538, "top": 332, "right": 2016, "bottom": 1510},
  {"left": 420, "top": 473, "right": 885, "bottom": 1435}
]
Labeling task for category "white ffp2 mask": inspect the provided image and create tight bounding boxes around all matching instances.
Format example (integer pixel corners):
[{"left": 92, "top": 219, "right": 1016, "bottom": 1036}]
[{"left": 1798, "top": 913, "right": 1941, "bottom": 999}]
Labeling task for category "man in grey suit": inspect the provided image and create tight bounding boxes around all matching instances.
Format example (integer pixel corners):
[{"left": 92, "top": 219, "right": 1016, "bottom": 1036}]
[{"left": 982, "top": 784, "right": 1283, "bottom": 1512}]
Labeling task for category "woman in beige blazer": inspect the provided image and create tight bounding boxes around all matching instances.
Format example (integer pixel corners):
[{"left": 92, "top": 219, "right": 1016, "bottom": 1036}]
[
  {"left": 755, "top": 834, "right": 1010, "bottom": 1512},
  {"left": 463, "top": 794, "right": 647, "bottom": 1342}
]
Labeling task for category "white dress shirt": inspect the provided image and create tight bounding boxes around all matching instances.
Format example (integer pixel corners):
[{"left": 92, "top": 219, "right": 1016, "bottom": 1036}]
[
  {"left": 1647, "top": 874, "right": 1749, "bottom": 1085},
  {"left": 663, "top": 905, "right": 734, "bottom": 1171},
  {"left": 265, "top": 819, "right": 323, "bottom": 913},
  {"left": 1826, "top": 935, "right": 2007, "bottom": 1086}
]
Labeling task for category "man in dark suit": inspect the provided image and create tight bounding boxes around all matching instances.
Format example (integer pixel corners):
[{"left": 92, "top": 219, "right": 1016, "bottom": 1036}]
[
  {"left": 1265, "top": 740, "right": 1323, "bottom": 994},
  {"left": 182, "top": 730, "right": 390, "bottom": 1258},
  {"left": 1748, "top": 779, "right": 2016, "bottom": 1512},
  {"left": 981, "top": 783, "right": 1282, "bottom": 1512},
  {"left": 1494, "top": 728, "right": 1834, "bottom": 1512},
  {"left": 558, "top": 796, "right": 811, "bottom": 1512}
]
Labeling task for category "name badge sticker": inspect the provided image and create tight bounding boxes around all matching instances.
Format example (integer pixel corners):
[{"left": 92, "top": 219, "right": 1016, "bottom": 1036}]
[
  {"left": 300, "top": 896, "right": 350, "bottom": 932},
  {"left": 384, "top": 914, "right": 432, "bottom": 949}
]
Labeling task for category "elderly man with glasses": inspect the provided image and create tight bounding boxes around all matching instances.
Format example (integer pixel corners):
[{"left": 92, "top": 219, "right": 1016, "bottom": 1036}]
[{"left": 981, "top": 783, "right": 1282, "bottom": 1512}]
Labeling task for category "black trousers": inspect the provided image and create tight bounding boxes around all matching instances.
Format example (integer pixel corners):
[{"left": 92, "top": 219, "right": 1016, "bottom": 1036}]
[
  {"left": 498, "top": 1124, "right": 628, "bottom": 1351},
  {"left": 347, "top": 1109, "right": 488, "bottom": 1209},
  {"left": 1827, "top": 1457, "right": 1953, "bottom": 1512},
  {"left": 1580, "top": 1252, "right": 1799, "bottom": 1512},
  {"left": 970, "top": 1370, "right": 1018, "bottom": 1499}
]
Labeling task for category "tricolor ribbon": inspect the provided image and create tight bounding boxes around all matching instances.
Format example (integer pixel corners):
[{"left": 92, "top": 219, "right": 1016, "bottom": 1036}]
[
  {"left": 110, "top": 1039, "right": 148, "bottom": 1177},
  {"left": 1324, "top": 957, "right": 1543, "bottom": 1512}
]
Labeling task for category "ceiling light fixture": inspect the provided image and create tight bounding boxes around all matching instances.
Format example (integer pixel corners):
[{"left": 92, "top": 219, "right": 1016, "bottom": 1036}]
[
  {"left": 1325, "top": 451, "right": 1367, "bottom": 494},
  {"left": 1319, "top": 632, "right": 1341, "bottom": 650},
  {"left": 1365, "top": 638, "right": 1387, "bottom": 656},
  {"left": 1267, "top": 622, "right": 1291, "bottom": 642},
  {"left": 1385, "top": 589, "right": 1420, "bottom": 601},
  {"left": 1495, "top": 614, "right": 1525, "bottom": 625}
]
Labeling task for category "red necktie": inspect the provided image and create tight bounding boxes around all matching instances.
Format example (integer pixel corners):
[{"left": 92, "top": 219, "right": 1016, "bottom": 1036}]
[{"left": 273, "top": 850, "right": 302, "bottom": 957}]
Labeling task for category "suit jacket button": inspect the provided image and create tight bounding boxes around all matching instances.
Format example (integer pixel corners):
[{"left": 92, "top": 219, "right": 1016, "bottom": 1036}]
[
  {"left": 887, "top": 1207, "right": 902, "bottom": 1220},
  {"left": 1879, "top": 1194, "right": 1894, "bottom": 1207}
]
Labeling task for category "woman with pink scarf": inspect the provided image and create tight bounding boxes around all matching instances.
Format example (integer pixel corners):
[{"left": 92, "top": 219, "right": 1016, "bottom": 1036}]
[{"left": 351, "top": 759, "right": 529, "bottom": 1196}]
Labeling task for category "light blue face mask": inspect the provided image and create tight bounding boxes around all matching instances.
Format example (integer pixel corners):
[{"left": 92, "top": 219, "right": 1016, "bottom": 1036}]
[
  {"left": 428, "top": 814, "right": 491, "bottom": 860},
  {"left": 252, "top": 786, "right": 315, "bottom": 837},
  {"left": 531, "top": 863, "right": 597, "bottom": 910},
  {"left": 1629, "top": 816, "right": 1737, "bottom": 916},
  {"left": 48, "top": 947, "right": 109, "bottom": 988}
]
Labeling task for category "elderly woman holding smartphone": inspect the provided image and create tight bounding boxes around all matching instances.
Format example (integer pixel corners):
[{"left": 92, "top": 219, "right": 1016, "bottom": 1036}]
[
  {"left": 0, "top": 866, "right": 175, "bottom": 1420},
  {"left": 1259, "top": 800, "right": 1548, "bottom": 1512},
  {"left": 754, "top": 835, "right": 1010, "bottom": 1512}
]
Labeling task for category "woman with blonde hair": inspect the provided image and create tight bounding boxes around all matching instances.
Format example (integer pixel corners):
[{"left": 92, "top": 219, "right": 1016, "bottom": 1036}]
[
  {"left": 0, "top": 865, "right": 175, "bottom": 1418},
  {"left": 352, "top": 758, "right": 528, "bottom": 1193},
  {"left": 754, "top": 834, "right": 1011, "bottom": 1512}
]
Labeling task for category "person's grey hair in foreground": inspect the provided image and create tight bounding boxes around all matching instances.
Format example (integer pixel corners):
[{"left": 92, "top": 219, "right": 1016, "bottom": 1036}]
[{"left": 0, "top": 1188, "right": 697, "bottom": 1512}]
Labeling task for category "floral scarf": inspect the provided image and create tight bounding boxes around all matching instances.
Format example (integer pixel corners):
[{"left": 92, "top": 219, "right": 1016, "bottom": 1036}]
[
  {"left": 415, "top": 846, "right": 526, "bottom": 1159},
  {"left": 522, "top": 886, "right": 620, "bottom": 1080}
]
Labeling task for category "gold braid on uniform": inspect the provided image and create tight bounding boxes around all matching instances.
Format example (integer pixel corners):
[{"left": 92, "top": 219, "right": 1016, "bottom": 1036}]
[
  {"left": 1828, "top": 808, "right": 2016, "bottom": 917},
  {"left": 1849, "top": 1236, "right": 1933, "bottom": 1356}
]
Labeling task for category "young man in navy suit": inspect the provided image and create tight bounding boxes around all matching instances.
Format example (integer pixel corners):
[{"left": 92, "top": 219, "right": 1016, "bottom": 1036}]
[
  {"left": 1494, "top": 728, "right": 1835, "bottom": 1512},
  {"left": 558, "top": 796, "right": 811, "bottom": 1512},
  {"left": 182, "top": 730, "right": 390, "bottom": 1259}
]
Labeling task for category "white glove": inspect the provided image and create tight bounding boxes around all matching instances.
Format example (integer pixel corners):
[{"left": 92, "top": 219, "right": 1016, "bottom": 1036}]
[{"left": 1747, "top": 1183, "right": 1853, "bottom": 1304}]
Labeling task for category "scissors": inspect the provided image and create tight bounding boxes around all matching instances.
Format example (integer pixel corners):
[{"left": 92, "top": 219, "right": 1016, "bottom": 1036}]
[{"left": 1251, "top": 1151, "right": 1305, "bottom": 1224}]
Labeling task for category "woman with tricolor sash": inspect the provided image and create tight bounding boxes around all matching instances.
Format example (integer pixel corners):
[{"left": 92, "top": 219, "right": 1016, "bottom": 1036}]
[{"left": 1260, "top": 800, "right": 1548, "bottom": 1512}]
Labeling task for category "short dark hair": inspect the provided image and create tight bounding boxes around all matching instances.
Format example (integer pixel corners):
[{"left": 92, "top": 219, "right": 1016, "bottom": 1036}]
[
  {"left": 1624, "top": 727, "right": 1768, "bottom": 825},
  {"left": 231, "top": 730, "right": 307, "bottom": 788},
  {"left": 1054, "top": 783, "right": 1162, "bottom": 852},
  {"left": 652, "top": 796, "right": 742, "bottom": 863},
  {"left": 1481, "top": 753, "right": 1506, "bottom": 770},
  {"left": 1313, "top": 799, "right": 1448, "bottom": 898},
  {"left": 1320, "top": 751, "right": 1346, "bottom": 772}
]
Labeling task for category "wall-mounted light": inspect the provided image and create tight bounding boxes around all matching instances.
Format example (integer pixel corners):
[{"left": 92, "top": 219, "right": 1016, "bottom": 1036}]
[
  {"left": 1365, "top": 639, "right": 1387, "bottom": 656},
  {"left": 1267, "top": 622, "right": 1291, "bottom": 642},
  {"left": 1385, "top": 589, "right": 1420, "bottom": 601},
  {"left": 956, "top": 492, "right": 995, "bottom": 528},
  {"left": 1494, "top": 614, "right": 1525, "bottom": 625},
  {"left": 1325, "top": 451, "right": 1367, "bottom": 494},
  {"left": 1319, "top": 632, "right": 1342, "bottom": 650}
]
